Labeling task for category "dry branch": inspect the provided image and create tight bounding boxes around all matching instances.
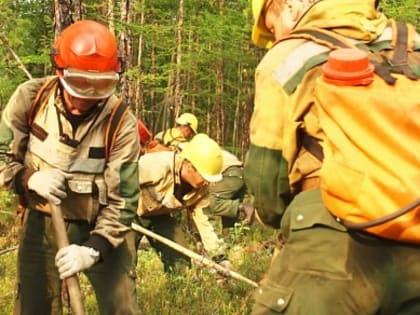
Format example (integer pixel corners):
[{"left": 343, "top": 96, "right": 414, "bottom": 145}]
[{"left": 0, "top": 32, "right": 32, "bottom": 79}]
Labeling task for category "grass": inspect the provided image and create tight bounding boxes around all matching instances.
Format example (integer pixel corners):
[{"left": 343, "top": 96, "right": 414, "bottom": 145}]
[{"left": 0, "top": 190, "right": 278, "bottom": 314}]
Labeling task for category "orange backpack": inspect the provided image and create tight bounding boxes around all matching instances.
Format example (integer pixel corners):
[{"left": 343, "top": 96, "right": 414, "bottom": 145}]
[{"left": 283, "top": 22, "right": 420, "bottom": 243}]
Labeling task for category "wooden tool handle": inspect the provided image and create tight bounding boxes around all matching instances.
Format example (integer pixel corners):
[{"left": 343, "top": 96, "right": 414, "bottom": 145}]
[{"left": 50, "top": 203, "right": 86, "bottom": 315}]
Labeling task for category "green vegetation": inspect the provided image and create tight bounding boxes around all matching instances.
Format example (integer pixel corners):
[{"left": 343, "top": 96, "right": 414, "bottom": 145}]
[{"left": 0, "top": 189, "right": 277, "bottom": 314}]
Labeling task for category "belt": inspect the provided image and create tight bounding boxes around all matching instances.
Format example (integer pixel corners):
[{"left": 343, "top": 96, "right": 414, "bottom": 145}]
[{"left": 301, "top": 177, "right": 321, "bottom": 191}]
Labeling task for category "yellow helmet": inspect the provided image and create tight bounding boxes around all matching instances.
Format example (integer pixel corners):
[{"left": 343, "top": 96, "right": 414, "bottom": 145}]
[
  {"left": 180, "top": 133, "right": 223, "bottom": 182},
  {"left": 252, "top": 0, "right": 275, "bottom": 49},
  {"left": 175, "top": 113, "right": 198, "bottom": 133}
]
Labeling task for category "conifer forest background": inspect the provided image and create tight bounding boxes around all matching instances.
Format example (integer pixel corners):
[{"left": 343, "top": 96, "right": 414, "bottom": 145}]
[{"left": 0, "top": 0, "right": 418, "bottom": 158}]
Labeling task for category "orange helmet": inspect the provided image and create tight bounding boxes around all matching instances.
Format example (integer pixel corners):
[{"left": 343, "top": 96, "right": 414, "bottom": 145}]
[
  {"left": 52, "top": 20, "right": 122, "bottom": 99},
  {"left": 52, "top": 20, "right": 121, "bottom": 72}
]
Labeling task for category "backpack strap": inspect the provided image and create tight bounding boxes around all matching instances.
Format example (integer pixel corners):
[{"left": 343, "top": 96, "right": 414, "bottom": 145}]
[
  {"left": 285, "top": 22, "right": 418, "bottom": 85},
  {"left": 287, "top": 28, "right": 353, "bottom": 50},
  {"left": 28, "top": 77, "right": 59, "bottom": 126},
  {"left": 389, "top": 20, "right": 418, "bottom": 80},
  {"left": 104, "top": 99, "right": 129, "bottom": 161},
  {"left": 29, "top": 77, "right": 129, "bottom": 162},
  {"left": 288, "top": 27, "right": 397, "bottom": 84},
  {"left": 300, "top": 133, "right": 324, "bottom": 161}
]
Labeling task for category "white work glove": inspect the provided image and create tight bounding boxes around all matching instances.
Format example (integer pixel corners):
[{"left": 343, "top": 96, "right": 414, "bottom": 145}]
[
  {"left": 219, "top": 259, "right": 232, "bottom": 270},
  {"left": 55, "top": 244, "right": 100, "bottom": 279},
  {"left": 215, "top": 260, "right": 233, "bottom": 284},
  {"left": 210, "top": 258, "right": 232, "bottom": 276},
  {"left": 27, "top": 169, "right": 72, "bottom": 205}
]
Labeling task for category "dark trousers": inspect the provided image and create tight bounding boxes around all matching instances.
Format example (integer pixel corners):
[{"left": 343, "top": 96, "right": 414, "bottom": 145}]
[
  {"left": 14, "top": 209, "right": 139, "bottom": 315},
  {"left": 209, "top": 166, "right": 246, "bottom": 229},
  {"left": 252, "top": 189, "right": 420, "bottom": 315},
  {"left": 136, "top": 212, "right": 191, "bottom": 272}
]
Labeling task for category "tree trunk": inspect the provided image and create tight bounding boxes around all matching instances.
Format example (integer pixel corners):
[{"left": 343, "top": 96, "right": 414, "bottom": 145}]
[
  {"left": 107, "top": 0, "right": 115, "bottom": 32},
  {"left": 232, "top": 63, "right": 243, "bottom": 150},
  {"left": 215, "top": 0, "right": 225, "bottom": 145},
  {"left": 73, "top": 0, "right": 82, "bottom": 21},
  {"left": 187, "top": 30, "right": 196, "bottom": 113},
  {"left": 135, "top": 0, "right": 146, "bottom": 119},
  {"left": 149, "top": 7, "right": 158, "bottom": 133},
  {"left": 53, "top": 0, "right": 73, "bottom": 38},
  {"left": 173, "top": 0, "right": 184, "bottom": 118},
  {"left": 119, "top": 0, "right": 133, "bottom": 105},
  {"left": 161, "top": 52, "right": 176, "bottom": 132}
]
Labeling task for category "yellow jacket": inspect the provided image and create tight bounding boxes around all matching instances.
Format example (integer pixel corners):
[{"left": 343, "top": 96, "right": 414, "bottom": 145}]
[{"left": 244, "top": 0, "right": 391, "bottom": 227}]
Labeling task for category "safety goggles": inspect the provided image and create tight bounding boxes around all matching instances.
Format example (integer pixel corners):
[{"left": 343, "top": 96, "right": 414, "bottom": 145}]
[{"left": 60, "top": 68, "right": 120, "bottom": 99}]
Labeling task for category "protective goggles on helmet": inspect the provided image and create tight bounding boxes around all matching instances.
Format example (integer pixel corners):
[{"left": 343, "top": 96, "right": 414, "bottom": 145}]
[{"left": 59, "top": 68, "right": 120, "bottom": 100}]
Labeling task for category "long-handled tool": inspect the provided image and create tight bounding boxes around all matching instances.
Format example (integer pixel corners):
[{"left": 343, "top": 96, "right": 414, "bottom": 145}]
[
  {"left": 50, "top": 203, "right": 86, "bottom": 315},
  {"left": 131, "top": 222, "right": 259, "bottom": 288}
]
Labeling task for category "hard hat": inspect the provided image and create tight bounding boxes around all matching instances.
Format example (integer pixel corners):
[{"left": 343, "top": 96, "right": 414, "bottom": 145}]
[
  {"left": 52, "top": 20, "right": 121, "bottom": 99},
  {"left": 175, "top": 113, "right": 198, "bottom": 133},
  {"left": 52, "top": 20, "right": 121, "bottom": 72},
  {"left": 180, "top": 133, "right": 223, "bottom": 182},
  {"left": 252, "top": 0, "right": 275, "bottom": 49}
]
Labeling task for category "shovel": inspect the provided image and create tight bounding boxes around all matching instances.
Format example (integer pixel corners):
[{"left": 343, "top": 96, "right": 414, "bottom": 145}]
[{"left": 131, "top": 222, "right": 259, "bottom": 288}]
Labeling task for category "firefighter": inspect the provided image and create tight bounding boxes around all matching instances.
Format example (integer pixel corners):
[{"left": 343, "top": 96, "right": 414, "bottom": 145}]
[
  {"left": 136, "top": 133, "right": 231, "bottom": 271},
  {"left": 245, "top": 1, "right": 420, "bottom": 314},
  {"left": 0, "top": 20, "right": 140, "bottom": 314},
  {"left": 153, "top": 112, "right": 199, "bottom": 151}
]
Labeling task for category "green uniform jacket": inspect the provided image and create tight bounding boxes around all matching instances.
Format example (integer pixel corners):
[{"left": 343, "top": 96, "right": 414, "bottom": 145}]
[{"left": 0, "top": 76, "right": 140, "bottom": 252}]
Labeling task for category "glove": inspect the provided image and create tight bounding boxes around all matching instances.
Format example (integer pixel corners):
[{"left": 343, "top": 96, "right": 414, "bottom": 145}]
[
  {"left": 55, "top": 244, "right": 100, "bottom": 279},
  {"left": 215, "top": 260, "right": 233, "bottom": 283},
  {"left": 212, "top": 258, "right": 232, "bottom": 278},
  {"left": 218, "top": 259, "right": 232, "bottom": 273},
  {"left": 27, "top": 169, "right": 72, "bottom": 205}
]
